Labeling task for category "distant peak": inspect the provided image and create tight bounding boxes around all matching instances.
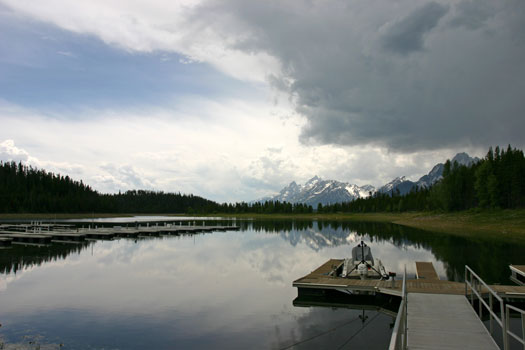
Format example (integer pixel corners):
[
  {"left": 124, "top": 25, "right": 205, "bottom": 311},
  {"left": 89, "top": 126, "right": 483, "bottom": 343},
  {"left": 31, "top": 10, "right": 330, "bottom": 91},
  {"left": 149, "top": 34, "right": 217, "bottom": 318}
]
[
  {"left": 451, "top": 152, "right": 479, "bottom": 166},
  {"left": 306, "top": 175, "right": 321, "bottom": 184}
]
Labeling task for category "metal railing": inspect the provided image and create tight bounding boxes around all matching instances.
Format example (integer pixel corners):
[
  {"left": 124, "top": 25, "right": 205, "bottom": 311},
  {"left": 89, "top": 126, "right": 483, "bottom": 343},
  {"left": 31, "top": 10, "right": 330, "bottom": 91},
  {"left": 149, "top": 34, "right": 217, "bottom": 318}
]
[
  {"left": 465, "top": 265, "right": 508, "bottom": 349},
  {"left": 389, "top": 266, "right": 407, "bottom": 350},
  {"left": 506, "top": 304, "right": 525, "bottom": 349}
]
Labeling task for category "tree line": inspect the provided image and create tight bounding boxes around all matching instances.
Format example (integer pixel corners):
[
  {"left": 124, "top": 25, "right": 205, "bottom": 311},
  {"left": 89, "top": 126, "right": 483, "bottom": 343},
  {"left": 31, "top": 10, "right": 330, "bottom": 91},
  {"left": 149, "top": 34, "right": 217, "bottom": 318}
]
[
  {"left": 0, "top": 162, "right": 218, "bottom": 214},
  {"left": 1, "top": 145, "right": 523, "bottom": 214},
  {"left": 318, "top": 145, "right": 525, "bottom": 213},
  {"left": 0, "top": 161, "right": 313, "bottom": 214}
]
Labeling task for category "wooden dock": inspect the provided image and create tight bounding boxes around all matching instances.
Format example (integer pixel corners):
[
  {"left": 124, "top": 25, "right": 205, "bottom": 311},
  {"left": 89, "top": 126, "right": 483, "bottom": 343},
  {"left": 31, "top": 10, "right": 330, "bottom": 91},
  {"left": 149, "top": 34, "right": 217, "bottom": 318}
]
[
  {"left": 407, "top": 293, "right": 498, "bottom": 349},
  {"left": 294, "top": 259, "right": 525, "bottom": 299},
  {"left": 295, "top": 260, "right": 525, "bottom": 349},
  {"left": 415, "top": 261, "right": 440, "bottom": 280},
  {"left": 0, "top": 232, "right": 53, "bottom": 245},
  {"left": 38, "top": 232, "right": 86, "bottom": 243},
  {"left": 0, "top": 224, "right": 240, "bottom": 245},
  {"left": 510, "top": 265, "right": 525, "bottom": 286}
]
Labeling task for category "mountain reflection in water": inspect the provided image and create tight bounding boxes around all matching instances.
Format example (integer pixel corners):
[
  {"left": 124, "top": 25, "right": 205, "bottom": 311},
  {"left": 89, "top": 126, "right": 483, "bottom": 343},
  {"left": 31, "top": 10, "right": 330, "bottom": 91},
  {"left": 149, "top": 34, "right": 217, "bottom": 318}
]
[{"left": 0, "top": 219, "right": 523, "bottom": 349}]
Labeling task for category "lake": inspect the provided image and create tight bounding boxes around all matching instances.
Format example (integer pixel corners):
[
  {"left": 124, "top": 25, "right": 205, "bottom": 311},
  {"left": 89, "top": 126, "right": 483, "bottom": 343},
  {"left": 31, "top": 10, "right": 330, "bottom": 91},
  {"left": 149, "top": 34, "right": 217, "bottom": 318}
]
[{"left": 0, "top": 218, "right": 524, "bottom": 349}]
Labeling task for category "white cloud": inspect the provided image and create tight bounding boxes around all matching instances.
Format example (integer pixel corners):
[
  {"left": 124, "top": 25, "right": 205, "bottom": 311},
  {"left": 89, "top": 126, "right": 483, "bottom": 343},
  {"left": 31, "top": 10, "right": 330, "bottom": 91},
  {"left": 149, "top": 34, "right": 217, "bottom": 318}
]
[
  {"left": 0, "top": 139, "right": 31, "bottom": 162},
  {"left": 3, "top": 0, "right": 523, "bottom": 154},
  {"left": 0, "top": 0, "right": 280, "bottom": 83},
  {"left": 1, "top": 97, "right": 478, "bottom": 202}
]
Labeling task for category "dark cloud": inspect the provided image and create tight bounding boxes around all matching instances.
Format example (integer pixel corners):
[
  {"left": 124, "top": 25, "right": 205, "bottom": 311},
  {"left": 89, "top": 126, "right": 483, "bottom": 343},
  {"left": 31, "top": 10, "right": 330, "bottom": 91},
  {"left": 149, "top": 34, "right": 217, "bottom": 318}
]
[
  {"left": 449, "top": 0, "right": 495, "bottom": 30},
  {"left": 198, "top": 0, "right": 525, "bottom": 152},
  {"left": 381, "top": 2, "right": 449, "bottom": 55}
]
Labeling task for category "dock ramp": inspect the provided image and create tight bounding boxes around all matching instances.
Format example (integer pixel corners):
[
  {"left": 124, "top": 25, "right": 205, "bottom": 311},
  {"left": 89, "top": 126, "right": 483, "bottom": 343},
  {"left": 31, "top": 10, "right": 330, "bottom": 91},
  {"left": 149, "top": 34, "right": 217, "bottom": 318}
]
[{"left": 407, "top": 293, "right": 498, "bottom": 349}]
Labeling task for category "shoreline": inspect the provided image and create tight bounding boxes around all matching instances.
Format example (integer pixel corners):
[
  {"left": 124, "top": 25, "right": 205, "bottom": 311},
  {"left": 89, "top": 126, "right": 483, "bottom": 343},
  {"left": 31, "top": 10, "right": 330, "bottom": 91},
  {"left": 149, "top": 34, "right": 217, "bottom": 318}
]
[{"left": 1, "top": 209, "right": 524, "bottom": 242}]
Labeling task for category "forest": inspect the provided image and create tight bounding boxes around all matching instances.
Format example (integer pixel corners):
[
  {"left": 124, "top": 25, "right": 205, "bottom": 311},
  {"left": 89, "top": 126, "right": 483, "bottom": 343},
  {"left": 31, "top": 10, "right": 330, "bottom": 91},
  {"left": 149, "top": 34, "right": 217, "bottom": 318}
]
[
  {"left": 0, "top": 161, "right": 312, "bottom": 214},
  {"left": 0, "top": 162, "right": 218, "bottom": 214},
  {"left": 0, "top": 145, "right": 523, "bottom": 214},
  {"left": 318, "top": 145, "right": 525, "bottom": 213}
]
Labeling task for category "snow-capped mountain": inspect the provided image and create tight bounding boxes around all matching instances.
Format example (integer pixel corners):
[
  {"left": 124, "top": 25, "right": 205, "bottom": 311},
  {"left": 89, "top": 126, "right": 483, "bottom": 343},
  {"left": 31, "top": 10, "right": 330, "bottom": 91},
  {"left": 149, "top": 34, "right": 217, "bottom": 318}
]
[
  {"left": 378, "top": 152, "right": 480, "bottom": 195},
  {"left": 258, "top": 175, "right": 375, "bottom": 207},
  {"left": 256, "top": 152, "right": 480, "bottom": 205},
  {"left": 377, "top": 176, "right": 416, "bottom": 195}
]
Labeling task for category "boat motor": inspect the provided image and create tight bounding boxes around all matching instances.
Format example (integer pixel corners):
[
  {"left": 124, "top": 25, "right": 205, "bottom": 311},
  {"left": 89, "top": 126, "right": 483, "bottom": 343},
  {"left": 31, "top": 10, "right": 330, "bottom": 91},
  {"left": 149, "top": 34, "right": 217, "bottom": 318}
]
[{"left": 357, "top": 262, "right": 368, "bottom": 279}]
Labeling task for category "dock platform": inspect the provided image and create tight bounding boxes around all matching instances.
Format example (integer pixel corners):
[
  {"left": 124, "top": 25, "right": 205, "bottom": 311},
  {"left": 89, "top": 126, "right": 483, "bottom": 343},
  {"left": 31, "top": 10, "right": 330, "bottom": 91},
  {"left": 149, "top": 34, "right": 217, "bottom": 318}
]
[
  {"left": 415, "top": 261, "right": 440, "bottom": 280},
  {"left": 39, "top": 232, "right": 86, "bottom": 242},
  {"left": 0, "top": 232, "right": 53, "bottom": 245},
  {"left": 510, "top": 265, "right": 525, "bottom": 286},
  {"left": 407, "top": 293, "right": 498, "bottom": 349},
  {"left": 293, "top": 259, "right": 525, "bottom": 299},
  {"left": 295, "top": 260, "right": 525, "bottom": 349}
]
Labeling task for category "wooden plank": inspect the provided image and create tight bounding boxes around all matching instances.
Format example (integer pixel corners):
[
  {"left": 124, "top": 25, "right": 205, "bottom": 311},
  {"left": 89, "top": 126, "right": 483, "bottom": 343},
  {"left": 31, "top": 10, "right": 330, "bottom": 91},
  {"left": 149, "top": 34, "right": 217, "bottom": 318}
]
[
  {"left": 415, "top": 262, "right": 440, "bottom": 280},
  {"left": 407, "top": 293, "right": 499, "bottom": 350}
]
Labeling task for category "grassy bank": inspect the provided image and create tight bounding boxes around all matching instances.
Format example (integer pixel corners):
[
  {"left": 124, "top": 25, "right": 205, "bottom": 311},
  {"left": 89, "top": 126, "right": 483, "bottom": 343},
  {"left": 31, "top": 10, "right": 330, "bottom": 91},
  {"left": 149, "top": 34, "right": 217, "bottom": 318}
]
[
  {"left": 215, "top": 210, "right": 525, "bottom": 242},
  {"left": 389, "top": 209, "right": 525, "bottom": 242}
]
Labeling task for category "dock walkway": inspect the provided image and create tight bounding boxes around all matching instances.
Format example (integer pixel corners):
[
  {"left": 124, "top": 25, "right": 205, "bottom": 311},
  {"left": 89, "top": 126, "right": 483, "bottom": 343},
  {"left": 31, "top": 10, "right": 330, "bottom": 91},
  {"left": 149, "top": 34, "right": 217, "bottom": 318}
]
[
  {"left": 407, "top": 293, "right": 498, "bottom": 349},
  {"left": 294, "top": 260, "right": 525, "bottom": 349}
]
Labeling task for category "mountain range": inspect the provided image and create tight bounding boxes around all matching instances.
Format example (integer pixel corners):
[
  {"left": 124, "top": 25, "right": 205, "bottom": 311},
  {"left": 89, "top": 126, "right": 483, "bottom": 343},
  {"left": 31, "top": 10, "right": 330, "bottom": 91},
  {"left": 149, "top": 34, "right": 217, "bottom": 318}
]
[{"left": 256, "top": 152, "right": 479, "bottom": 207}]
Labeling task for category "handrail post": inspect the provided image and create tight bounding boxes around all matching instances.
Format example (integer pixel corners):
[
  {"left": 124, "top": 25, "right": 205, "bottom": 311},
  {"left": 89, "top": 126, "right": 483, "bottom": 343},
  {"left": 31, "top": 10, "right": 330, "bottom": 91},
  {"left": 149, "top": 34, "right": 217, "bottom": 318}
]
[
  {"left": 522, "top": 312, "right": 525, "bottom": 350},
  {"left": 403, "top": 266, "right": 407, "bottom": 349},
  {"left": 478, "top": 280, "right": 482, "bottom": 318},
  {"left": 502, "top": 301, "right": 508, "bottom": 350},
  {"left": 470, "top": 273, "right": 474, "bottom": 305},
  {"left": 489, "top": 293, "right": 493, "bottom": 335},
  {"left": 504, "top": 304, "right": 509, "bottom": 350}
]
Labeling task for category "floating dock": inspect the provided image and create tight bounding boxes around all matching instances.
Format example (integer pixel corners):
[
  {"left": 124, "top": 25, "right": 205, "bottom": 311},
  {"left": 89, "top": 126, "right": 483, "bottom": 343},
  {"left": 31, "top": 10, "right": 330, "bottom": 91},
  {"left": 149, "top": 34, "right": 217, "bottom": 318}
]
[
  {"left": 294, "top": 260, "right": 525, "bottom": 349},
  {"left": 510, "top": 265, "right": 525, "bottom": 286},
  {"left": 0, "top": 232, "right": 53, "bottom": 245},
  {"left": 0, "top": 224, "right": 240, "bottom": 246},
  {"left": 293, "top": 259, "right": 525, "bottom": 299},
  {"left": 38, "top": 231, "right": 87, "bottom": 243}
]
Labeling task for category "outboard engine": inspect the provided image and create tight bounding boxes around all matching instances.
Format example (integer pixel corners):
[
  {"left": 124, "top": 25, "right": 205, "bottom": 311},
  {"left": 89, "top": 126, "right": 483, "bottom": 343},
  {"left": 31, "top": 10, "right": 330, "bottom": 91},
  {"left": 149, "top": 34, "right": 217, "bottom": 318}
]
[{"left": 358, "top": 262, "right": 368, "bottom": 280}]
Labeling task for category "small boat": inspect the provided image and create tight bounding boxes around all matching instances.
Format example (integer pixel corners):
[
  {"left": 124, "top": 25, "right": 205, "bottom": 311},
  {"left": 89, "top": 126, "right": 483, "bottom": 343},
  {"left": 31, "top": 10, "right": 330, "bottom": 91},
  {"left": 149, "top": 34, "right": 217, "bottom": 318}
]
[
  {"left": 340, "top": 241, "right": 389, "bottom": 280},
  {"left": 293, "top": 241, "right": 395, "bottom": 297}
]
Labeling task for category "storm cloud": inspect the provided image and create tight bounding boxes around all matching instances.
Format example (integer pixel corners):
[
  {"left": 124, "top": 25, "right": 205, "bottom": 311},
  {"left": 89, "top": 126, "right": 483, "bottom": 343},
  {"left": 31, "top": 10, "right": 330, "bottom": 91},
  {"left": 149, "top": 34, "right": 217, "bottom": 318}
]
[
  {"left": 196, "top": 0, "right": 525, "bottom": 151},
  {"left": 1, "top": 0, "right": 524, "bottom": 201},
  {"left": 3, "top": 0, "right": 523, "bottom": 152}
]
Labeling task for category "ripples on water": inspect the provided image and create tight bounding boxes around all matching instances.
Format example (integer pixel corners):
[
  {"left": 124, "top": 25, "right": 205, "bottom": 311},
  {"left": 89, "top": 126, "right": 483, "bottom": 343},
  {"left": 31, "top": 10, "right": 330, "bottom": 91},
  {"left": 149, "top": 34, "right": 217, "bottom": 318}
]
[{"left": 0, "top": 218, "right": 523, "bottom": 349}]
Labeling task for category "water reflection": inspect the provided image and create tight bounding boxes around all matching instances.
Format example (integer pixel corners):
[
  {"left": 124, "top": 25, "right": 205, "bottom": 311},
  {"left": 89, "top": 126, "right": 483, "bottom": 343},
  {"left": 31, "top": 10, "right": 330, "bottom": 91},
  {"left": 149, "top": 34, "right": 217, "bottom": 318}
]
[{"left": 0, "top": 220, "right": 523, "bottom": 349}]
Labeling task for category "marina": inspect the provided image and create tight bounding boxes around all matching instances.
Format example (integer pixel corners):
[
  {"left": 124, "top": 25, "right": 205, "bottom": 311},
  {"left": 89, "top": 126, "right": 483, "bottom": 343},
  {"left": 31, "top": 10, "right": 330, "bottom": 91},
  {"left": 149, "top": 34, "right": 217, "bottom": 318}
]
[
  {"left": 0, "top": 221, "right": 241, "bottom": 247},
  {"left": 1, "top": 219, "right": 524, "bottom": 349},
  {"left": 294, "top": 242, "right": 525, "bottom": 349}
]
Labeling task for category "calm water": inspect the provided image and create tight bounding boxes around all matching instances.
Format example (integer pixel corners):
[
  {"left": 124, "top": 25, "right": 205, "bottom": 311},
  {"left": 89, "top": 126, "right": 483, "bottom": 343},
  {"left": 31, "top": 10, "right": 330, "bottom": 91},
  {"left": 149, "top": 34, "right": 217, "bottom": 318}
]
[{"left": 0, "top": 219, "right": 524, "bottom": 349}]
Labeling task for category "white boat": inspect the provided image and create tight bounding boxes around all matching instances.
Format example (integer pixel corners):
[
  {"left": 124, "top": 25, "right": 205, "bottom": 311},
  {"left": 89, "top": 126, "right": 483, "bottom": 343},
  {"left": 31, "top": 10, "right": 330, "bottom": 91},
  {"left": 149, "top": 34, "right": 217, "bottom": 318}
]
[{"left": 341, "top": 241, "right": 388, "bottom": 280}]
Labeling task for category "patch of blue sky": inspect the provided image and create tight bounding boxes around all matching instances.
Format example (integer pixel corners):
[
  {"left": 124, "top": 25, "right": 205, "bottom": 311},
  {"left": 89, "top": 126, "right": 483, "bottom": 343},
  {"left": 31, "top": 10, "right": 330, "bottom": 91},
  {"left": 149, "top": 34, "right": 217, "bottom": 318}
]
[{"left": 0, "top": 10, "right": 257, "bottom": 112}]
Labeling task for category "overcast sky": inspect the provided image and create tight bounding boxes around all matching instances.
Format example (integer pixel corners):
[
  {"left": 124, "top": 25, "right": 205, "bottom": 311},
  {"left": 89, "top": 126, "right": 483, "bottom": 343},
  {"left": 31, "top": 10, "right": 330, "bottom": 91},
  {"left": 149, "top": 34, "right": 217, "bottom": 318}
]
[{"left": 1, "top": 0, "right": 524, "bottom": 203}]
